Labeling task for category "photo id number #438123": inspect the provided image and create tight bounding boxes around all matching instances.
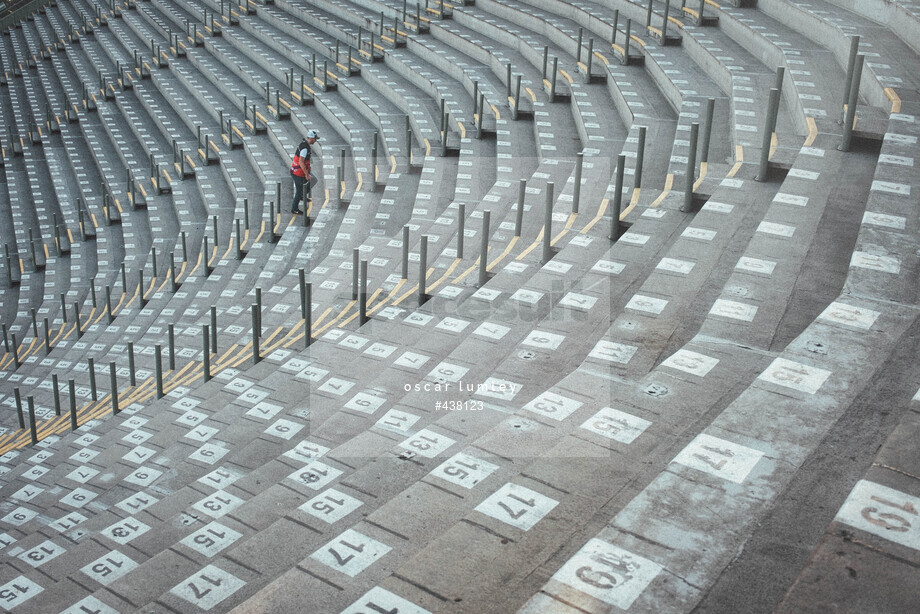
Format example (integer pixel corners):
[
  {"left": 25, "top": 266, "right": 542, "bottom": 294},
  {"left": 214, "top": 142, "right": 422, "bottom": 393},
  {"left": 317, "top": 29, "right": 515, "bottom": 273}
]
[{"left": 435, "top": 400, "right": 483, "bottom": 411}]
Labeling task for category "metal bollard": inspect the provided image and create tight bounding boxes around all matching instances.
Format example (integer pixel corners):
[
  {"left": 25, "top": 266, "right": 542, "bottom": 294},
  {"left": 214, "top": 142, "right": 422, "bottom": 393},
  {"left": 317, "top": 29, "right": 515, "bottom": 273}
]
[
  {"left": 155, "top": 345, "right": 164, "bottom": 398},
  {"left": 682, "top": 122, "right": 699, "bottom": 212},
  {"left": 336, "top": 165, "right": 343, "bottom": 207},
  {"left": 550, "top": 56, "right": 558, "bottom": 100},
  {"left": 610, "top": 154, "right": 626, "bottom": 240},
  {"left": 211, "top": 306, "right": 218, "bottom": 354},
  {"left": 151, "top": 247, "right": 157, "bottom": 279},
  {"left": 506, "top": 62, "right": 512, "bottom": 99},
  {"left": 572, "top": 152, "right": 583, "bottom": 214},
  {"left": 27, "top": 396, "right": 37, "bottom": 445},
  {"left": 635, "top": 126, "right": 646, "bottom": 189},
  {"left": 661, "top": 0, "right": 671, "bottom": 39},
  {"left": 352, "top": 248, "right": 360, "bottom": 300},
  {"left": 371, "top": 131, "right": 379, "bottom": 183},
  {"left": 168, "top": 323, "right": 175, "bottom": 371},
  {"left": 236, "top": 218, "right": 243, "bottom": 259},
  {"left": 110, "top": 362, "right": 119, "bottom": 415},
  {"left": 646, "top": 0, "right": 653, "bottom": 27},
  {"left": 1, "top": 322, "right": 7, "bottom": 353},
  {"left": 701, "top": 99, "right": 715, "bottom": 164},
  {"left": 44, "top": 317, "right": 51, "bottom": 353},
  {"left": 74, "top": 302, "right": 82, "bottom": 339},
  {"left": 542, "top": 182, "right": 554, "bottom": 264},
  {"left": 440, "top": 98, "right": 447, "bottom": 142},
  {"left": 182, "top": 230, "right": 188, "bottom": 261},
  {"left": 513, "top": 75, "right": 522, "bottom": 121},
  {"left": 756, "top": 87, "right": 781, "bottom": 180},
  {"left": 359, "top": 260, "right": 368, "bottom": 325},
  {"left": 842, "top": 36, "right": 860, "bottom": 110},
  {"left": 213, "top": 215, "right": 219, "bottom": 248},
  {"left": 457, "top": 204, "right": 465, "bottom": 259},
  {"left": 305, "top": 282, "right": 313, "bottom": 348},
  {"left": 29, "top": 233, "right": 38, "bottom": 271},
  {"left": 299, "top": 269, "right": 307, "bottom": 320},
  {"left": 68, "top": 378, "right": 78, "bottom": 430},
  {"left": 402, "top": 225, "right": 410, "bottom": 279},
  {"left": 88, "top": 356, "right": 97, "bottom": 401},
  {"left": 624, "top": 19, "right": 632, "bottom": 60},
  {"left": 418, "top": 235, "right": 429, "bottom": 305},
  {"left": 11, "top": 333, "right": 18, "bottom": 369},
  {"left": 89, "top": 280, "right": 97, "bottom": 309},
  {"left": 139, "top": 269, "right": 149, "bottom": 309},
  {"left": 612, "top": 9, "right": 619, "bottom": 45},
  {"left": 586, "top": 38, "right": 594, "bottom": 80},
  {"left": 53, "top": 373, "right": 61, "bottom": 416},
  {"left": 14, "top": 388, "right": 24, "bottom": 429},
  {"left": 515, "top": 179, "right": 526, "bottom": 237},
  {"left": 128, "top": 341, "right": 136, "bottom": 386},
  {"left": 405, "top": 115, "right": 413, "bottom": 165},
  {"left": 256, "top": 288, "right": 262, "bottom": 333},
  {"left": 576, "top": 27, "right": 583, "bottom": 63},
  {"left": 479, "top": 210, "right": 490, "bottom": 287},
  {"left": 268, "top": 200, "right": 275, "bottom": 243},
  {"left": 203, "top": 235, "right": 211, "bottom": 276},
  {"left": 121, "top": 262, "right": 127, "bottom": 294},
  {"left": 54, "top": 216, "right": 62, "bottom": 256},
  {"left": 30, "top": 308, "right": 37, "bottom": 337},
  {"left": 840, "top": 55, "right": 864, "bottom": 152},
  {"left": 169, "top": 251, "right": 177, "bottom": 293},
  {"left": 251, "top": 304, "right": 260, "bottom": 364},
  {"left": 202, "top": 324, "right": 210, "bottom": 382}
]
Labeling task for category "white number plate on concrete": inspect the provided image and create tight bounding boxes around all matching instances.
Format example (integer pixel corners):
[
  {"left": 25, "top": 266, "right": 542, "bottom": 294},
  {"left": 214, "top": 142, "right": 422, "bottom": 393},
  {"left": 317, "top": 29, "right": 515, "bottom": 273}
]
[
  {"left": 580, "top": 407, "right": 651, "bottom": 444},
  {"left": 672, "top": 433, "right": 765, "bottom": 484},
  {"left": 430, "top": 453, "right": 499, "bottom": 489},
  {"left": 548, "top": 538, "right": 662, "bottom": 610},
  {"left": 170, "top": 564, "right": 245, "bottom": 610},
  {"left": 341, "top": 586, "right": 431, "bottom": 614},
  {"left": 475, "top": 482, "right": 558, "bottom": 531},
  {"left": 835, "top": 480, "right": 920, "bottom": 551},
  {"left": 758, "top": 357, "right": 831, "bottom": 394},
  {"left": 311, "top": 529, "right": 391, "bottom": 577}
]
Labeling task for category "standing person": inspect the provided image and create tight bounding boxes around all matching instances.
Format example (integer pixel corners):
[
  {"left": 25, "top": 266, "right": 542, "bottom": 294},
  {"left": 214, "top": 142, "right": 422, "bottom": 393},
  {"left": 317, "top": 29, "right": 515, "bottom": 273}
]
[{"left": 290, "top": 129, "right": 319, "bottom": 214}]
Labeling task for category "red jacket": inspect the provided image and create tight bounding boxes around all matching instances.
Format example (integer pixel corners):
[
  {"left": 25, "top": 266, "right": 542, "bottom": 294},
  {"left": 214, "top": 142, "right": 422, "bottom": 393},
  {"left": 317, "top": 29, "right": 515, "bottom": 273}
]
[{"left": 290, "top": 140, "right": 311, "bottom": 177}]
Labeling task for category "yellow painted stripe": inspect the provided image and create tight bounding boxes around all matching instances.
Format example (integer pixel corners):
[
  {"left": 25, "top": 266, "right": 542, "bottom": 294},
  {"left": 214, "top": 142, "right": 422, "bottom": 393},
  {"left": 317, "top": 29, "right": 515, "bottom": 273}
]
[
  {"left": 728, "top": 145, "right": 744, "bottom": 178},
  {"left": 581, "top": 197, "right": 608, "bottom": 234},
  {"left": 425, "top": 257, "right": 462, "bottom": 292},
  {"left": 551, "top": 213, "right": 577, "bottom": 246},
  {"left": 650, "top": 174, "right": 674, "bottom": 207},
  {"left": 488, "top": 235, "right": 519, "bottom": 269},
  {"left": 693, "top": 161, "right": 708, "bottom": 190},
  {"left": 516, "top": 229, "right": 544, "bottom": 261},
  {"left": 804, "top": 117, "right": 818, "bottom": 147},
  {"left": 884, "top": 88, "right": 901, "bottom": 114}
]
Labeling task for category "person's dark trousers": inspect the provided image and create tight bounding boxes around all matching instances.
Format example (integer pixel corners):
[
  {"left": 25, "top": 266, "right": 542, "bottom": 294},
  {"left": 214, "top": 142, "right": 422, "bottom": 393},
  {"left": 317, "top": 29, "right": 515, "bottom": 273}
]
[
  {"left": 291, "top": 173, "right": 319, "bottom": 212},
  {"left": 290, "top": 174, "right": 306, "bottom": 212}
]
